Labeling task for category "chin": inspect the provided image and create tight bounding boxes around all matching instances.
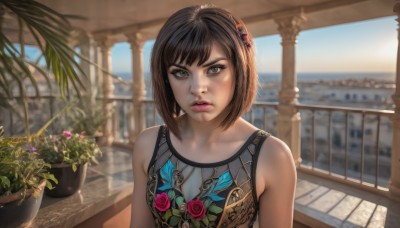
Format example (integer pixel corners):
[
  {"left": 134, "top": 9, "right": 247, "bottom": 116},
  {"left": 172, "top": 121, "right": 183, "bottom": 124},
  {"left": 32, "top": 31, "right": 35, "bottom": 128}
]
[{"left": 188, "top": 113, "right": 217, "bottom": 122}]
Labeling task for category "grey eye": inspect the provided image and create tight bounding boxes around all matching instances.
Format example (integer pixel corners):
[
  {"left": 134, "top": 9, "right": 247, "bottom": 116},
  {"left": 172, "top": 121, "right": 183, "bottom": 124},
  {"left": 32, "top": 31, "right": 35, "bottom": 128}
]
[
  {"left": 171, "top": 69, "right": 189, "bottom": 78},
  {"left": 207, "top": 65, "right": 226, "bottom": 74}
]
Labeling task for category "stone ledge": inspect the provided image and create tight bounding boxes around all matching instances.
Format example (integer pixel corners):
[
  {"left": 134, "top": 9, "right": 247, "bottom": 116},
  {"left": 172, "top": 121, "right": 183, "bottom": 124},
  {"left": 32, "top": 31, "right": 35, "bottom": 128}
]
[
  {"left": 30, "top": 147, "right": 133, "bottom": 228},
  {"left": 294, "top": 171, "right": 400, "bottom": 228}
]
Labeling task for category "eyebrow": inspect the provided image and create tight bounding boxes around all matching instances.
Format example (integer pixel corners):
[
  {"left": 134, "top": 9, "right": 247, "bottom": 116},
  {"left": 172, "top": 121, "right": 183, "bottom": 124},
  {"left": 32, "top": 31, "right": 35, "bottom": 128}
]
[{"left": 171, "top": 57, "right": 227, "bottom": 69}]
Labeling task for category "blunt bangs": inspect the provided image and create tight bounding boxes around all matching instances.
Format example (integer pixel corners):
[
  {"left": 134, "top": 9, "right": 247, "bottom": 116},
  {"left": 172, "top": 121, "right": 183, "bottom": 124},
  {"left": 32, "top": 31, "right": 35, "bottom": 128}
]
[
  {"left": 162, "top": 20, "right": 232, "bottom": 69},
  {"left": 151, "top": 5, "right": 257, "bottom": 139}
]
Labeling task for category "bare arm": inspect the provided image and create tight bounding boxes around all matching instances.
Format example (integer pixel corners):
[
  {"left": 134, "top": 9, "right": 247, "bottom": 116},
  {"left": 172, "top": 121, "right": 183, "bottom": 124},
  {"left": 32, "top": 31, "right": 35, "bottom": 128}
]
[
  {"left": 257, "top": 136, "right": 297, "bottom": 228},
  {"left": 130, "top": 127, "right": 159, "bottom": 228}
]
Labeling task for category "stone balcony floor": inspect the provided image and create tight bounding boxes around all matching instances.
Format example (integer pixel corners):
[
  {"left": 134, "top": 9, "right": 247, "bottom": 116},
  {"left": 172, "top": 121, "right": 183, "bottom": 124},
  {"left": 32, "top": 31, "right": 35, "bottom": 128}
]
[{"left": 294, "top": 171, "right": 400, "bottom": 228}]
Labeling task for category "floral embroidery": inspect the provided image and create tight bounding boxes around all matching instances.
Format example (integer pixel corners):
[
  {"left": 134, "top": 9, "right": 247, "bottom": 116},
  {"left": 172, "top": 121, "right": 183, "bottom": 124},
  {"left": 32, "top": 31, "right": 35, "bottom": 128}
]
[
  {"left": 187, "top": 199, "right": 206, "bottom": 220},
  {"left": 153, "top": 159, "right": 233, "bottom": 227},
  {"left": 154, "top": 192, "right": 171, "bottom": 212}
]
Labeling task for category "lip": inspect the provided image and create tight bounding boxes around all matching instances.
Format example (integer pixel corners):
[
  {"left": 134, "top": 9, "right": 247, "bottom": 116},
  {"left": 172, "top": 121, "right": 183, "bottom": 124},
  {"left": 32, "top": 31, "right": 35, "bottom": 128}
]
[
  {"left": 190, "top": 100, "right": 211, "bottom": 106},
  {"left": 190, "top": 100, "right": 212, "bottom": 112}
]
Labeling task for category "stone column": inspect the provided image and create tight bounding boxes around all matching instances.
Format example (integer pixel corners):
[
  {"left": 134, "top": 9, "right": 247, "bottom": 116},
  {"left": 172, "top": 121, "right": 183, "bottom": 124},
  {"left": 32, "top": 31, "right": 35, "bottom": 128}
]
[
  {"left": 79, "top": 32, "right": 97, "bottom": 111},
  {"left": 126, "top": 32, "right": 146, "bottom": 143},
  {"left": 274, "top": 12, "right": 306, "bottom": 167},
  {"left": 96, "top": 36, "right": 115, "bottom": 146},
  {"left": 390, "top": 2, "right": 400, "bottom": 200}
]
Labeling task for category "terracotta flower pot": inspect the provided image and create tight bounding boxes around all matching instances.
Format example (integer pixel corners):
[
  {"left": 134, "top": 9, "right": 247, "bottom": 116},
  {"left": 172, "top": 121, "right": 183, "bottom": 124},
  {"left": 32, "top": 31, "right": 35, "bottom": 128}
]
[
  {"left": 0, "top": 179, "right": 46, "bottom": 227},
  {"left": 45, "top": 162, "right": 88, "bottom": 197}
]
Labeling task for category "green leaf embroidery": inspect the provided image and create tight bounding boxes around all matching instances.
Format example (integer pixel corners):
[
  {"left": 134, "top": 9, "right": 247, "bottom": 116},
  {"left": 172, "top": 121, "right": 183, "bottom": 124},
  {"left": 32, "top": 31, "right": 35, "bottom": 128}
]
[
  {"left": 168, "top": 190, "right": 175, "bottom": 200},
  {"left": 191, "top": 218, "right": 200, "bottom": 228},
  {"left": 202, "top": 216, "right": 209, "bottom": 226},
  {"left": 209, "top": 205, "right": 223, "bottom": 214},
  {"left": 169, "top": 216, "right": 180, "bottom": 226},
  {"left": 203, "top": 199, "right": 212, "bottom": 208},
  {"left": 176, "top": 196, "right": 184, "bottom": 207},
  {"left": 172, "top": 209, "right": 181, "bottom": 216},
  {"left": 207, "top": 214, "right": 217, "bottom": 222},
  {"left": 162, "top": 209, "right": 172, "bottom": 221}
]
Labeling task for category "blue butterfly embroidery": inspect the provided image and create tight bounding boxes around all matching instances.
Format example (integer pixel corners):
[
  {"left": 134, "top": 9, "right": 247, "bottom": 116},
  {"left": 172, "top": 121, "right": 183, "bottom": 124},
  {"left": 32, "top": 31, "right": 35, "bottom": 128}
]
[{"left": 158, "top": 160, "right": 175, "bottom": 191}]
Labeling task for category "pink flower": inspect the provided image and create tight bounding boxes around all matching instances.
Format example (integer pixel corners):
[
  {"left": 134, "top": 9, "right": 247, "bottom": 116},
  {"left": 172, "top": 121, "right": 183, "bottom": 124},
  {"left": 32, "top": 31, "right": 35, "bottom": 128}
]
[
  {"left": 63, "top": 131, "right": 72, "bottom": 139},
  {"left": 29, "top": 145, "right": 37, "bottom": 153},
  {"left": 187, "top": 198, "right": 206, "bottom": 220},
  {"left": 153, "top": 192, "right": 170, "bottom": 212}
]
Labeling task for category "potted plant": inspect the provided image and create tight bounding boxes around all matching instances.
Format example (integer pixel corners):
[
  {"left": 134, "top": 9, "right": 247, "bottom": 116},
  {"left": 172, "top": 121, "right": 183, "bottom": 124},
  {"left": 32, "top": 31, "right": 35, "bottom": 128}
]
[
  {"left": 69, "top": 100, "right": 113, "bottom": 140},
  {"left": 32, "top": 130, "right": 101, "bottom": 197},
  {"left": 0, "top": 126, "right": 56, "bottom": 227}
]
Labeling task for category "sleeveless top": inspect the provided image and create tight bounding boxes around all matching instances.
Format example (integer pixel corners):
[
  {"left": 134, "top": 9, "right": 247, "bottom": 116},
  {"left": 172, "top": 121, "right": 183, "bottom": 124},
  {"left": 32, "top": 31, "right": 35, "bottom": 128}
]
[{"left": 146, "top": 126, "right": 269, "bottom": 228}]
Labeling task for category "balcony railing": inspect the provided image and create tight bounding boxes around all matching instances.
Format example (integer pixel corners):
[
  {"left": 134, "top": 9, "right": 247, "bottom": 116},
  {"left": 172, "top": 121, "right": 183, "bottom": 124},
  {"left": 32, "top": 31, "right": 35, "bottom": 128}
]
[
  {"left": 0, "top": 96, "right": 394, "bottom": 194},
  {"left": 295, "top": 104, "right": 393, "bottom": 193}
]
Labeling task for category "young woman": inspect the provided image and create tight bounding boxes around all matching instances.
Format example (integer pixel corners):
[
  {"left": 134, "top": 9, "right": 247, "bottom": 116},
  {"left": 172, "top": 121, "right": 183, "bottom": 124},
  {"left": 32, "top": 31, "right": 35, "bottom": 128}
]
[{"left": 131, "top": 5, "right": 296, "bottom": 228}]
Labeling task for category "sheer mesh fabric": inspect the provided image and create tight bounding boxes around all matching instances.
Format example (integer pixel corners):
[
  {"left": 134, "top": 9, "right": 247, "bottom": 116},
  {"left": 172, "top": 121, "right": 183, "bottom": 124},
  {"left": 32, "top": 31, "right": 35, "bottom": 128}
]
[{"left": 146, "top": 126, "right": 269, "bottom": 227}]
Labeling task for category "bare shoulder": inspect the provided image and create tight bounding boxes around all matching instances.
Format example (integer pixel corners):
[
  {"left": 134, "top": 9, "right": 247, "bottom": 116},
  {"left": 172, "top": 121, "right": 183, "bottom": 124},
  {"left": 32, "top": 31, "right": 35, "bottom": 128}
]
[
  {"left": 134, "top": 125, "right": 161, "bottom": 150},
  {"left": 261, "top": 135, "right": 293, "bottom": 164},
  {"left": 256, "top": 137, "right": 297, "bottom": 227},
  {"left": 257, "top": 135, "right": 296, "bottom": 188},
  {"left": 132, "top": 125, "right": 161, "bottom": 172}
]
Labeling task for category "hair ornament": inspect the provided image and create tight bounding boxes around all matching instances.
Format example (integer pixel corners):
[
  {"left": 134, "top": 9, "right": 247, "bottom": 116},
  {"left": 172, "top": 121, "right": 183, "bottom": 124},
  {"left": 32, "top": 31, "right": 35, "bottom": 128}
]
[{"left": 236, "top": 23, "right": 251, "bottom": 48}]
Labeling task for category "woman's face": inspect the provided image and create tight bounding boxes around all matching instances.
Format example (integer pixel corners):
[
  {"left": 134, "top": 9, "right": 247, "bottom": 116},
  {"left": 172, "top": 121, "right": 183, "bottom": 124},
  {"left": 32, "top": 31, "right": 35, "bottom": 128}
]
[{"left": 167, "top": 43, "right": 235, "bottom": 124}]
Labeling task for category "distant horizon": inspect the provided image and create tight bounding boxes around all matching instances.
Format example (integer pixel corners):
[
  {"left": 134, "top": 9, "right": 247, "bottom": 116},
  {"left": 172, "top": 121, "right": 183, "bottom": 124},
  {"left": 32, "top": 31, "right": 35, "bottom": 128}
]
[
  {"left": 111, "top": 16, "right": 397, "bottom": 74},
  {"left": 113, "top": 71, "right": 396, "bottom": 83}
]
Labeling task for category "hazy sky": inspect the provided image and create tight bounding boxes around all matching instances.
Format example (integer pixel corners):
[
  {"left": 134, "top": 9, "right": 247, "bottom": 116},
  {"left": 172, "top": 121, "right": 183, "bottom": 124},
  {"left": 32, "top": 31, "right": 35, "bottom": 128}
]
[{"left": 111, "top": 15, "right": 397, "bottom": 74}]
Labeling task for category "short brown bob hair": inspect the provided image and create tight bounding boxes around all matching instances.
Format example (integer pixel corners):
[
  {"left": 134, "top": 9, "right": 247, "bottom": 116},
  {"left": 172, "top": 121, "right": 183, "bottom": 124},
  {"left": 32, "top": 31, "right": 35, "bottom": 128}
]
[{"left": 151, "top": 5, "right": 257, "bottom": 138}]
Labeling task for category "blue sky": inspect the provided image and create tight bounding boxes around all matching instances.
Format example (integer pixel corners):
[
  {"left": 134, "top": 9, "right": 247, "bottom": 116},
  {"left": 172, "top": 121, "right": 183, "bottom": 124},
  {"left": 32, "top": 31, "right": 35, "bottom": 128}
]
[{"left": 111, "top": 15, "right": 397, "bottom": 74}]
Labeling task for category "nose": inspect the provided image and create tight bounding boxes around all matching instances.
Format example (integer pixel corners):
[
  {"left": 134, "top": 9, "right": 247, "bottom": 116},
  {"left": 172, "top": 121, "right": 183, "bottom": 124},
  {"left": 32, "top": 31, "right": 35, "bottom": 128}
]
[{"left": 190, "top": 73, "right": 207, "bottom": 95}]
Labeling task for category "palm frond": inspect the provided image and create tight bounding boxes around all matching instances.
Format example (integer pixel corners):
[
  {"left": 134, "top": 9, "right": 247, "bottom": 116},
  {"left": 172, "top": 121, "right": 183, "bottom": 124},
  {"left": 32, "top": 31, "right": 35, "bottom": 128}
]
[
  {"left": 1, "top": 0, "right": 86, "bottom": 96},
  {"left": 0, "top": 0, "right": 89, "bottom": 134}
]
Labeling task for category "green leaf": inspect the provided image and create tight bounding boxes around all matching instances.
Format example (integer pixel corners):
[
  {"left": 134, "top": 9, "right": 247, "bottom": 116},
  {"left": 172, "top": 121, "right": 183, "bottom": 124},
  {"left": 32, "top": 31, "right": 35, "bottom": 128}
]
[
  {"left": 41, "top": 172, "right": 58, "bottom": 189},
  {"left": 207, "top": 214, "right": 217, "bottom": 222},
  {"left": 202, "top": 216, "right": 209, "bottom": 226},
  {"left": 172, "top": 209, "right": 181, "bottom": 216},
  {"left": 169, "top": 216, "right": 180, "bottom": 226},
  {"left": 0, "top": 176, "right": 11, "bottom": 188},
  {"left": 168, "top": 190, "right": 175, "bottom": 200},
  {"left": 72, "top": 163, "right": 77, "bottom": 172},
  {"left": 204, "top": 199, "right": 212, "bottom": 208},
  {"left": 191, "top": 218, "right": 200, "bottom": 228},
  {"left": 209, "top": 205, "right": 223, "bottom": 214},
  {"left": 162, "top": 209, "right": 172, "bottom": 221},
  {"left": 176, "top": 196, "right": 184, "bottom": 207}
]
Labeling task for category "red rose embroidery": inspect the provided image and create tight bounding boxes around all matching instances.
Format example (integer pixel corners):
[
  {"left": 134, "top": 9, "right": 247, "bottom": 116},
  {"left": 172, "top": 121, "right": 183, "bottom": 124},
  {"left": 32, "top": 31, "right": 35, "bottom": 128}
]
[
  {"left": 154, "top": 192, "right": 170, "bottom": 212},
  {"left": 187, "top": 198, "right": 206, "bottom": 220}
]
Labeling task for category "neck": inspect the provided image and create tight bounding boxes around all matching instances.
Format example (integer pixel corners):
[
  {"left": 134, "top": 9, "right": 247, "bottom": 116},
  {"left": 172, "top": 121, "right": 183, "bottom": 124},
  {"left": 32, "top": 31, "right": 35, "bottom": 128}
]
[{"left": 177, "top": 115, "right": 244, "bottom": 144}]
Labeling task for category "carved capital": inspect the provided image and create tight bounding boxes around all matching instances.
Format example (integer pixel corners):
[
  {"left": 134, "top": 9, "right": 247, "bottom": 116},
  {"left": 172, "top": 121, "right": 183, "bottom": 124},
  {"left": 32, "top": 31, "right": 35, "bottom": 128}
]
[
  {"left": 275, "top": 13, "right": 306, "bottom": 45},
  {"left": 126, "top": 32, "right": 145, "bottom": 51},
  {"left": 70, "top": 29, "right": 93, "bottom": 44},
  {"left": 95, "top": 35, "right": 115, "bottom": 51}
]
